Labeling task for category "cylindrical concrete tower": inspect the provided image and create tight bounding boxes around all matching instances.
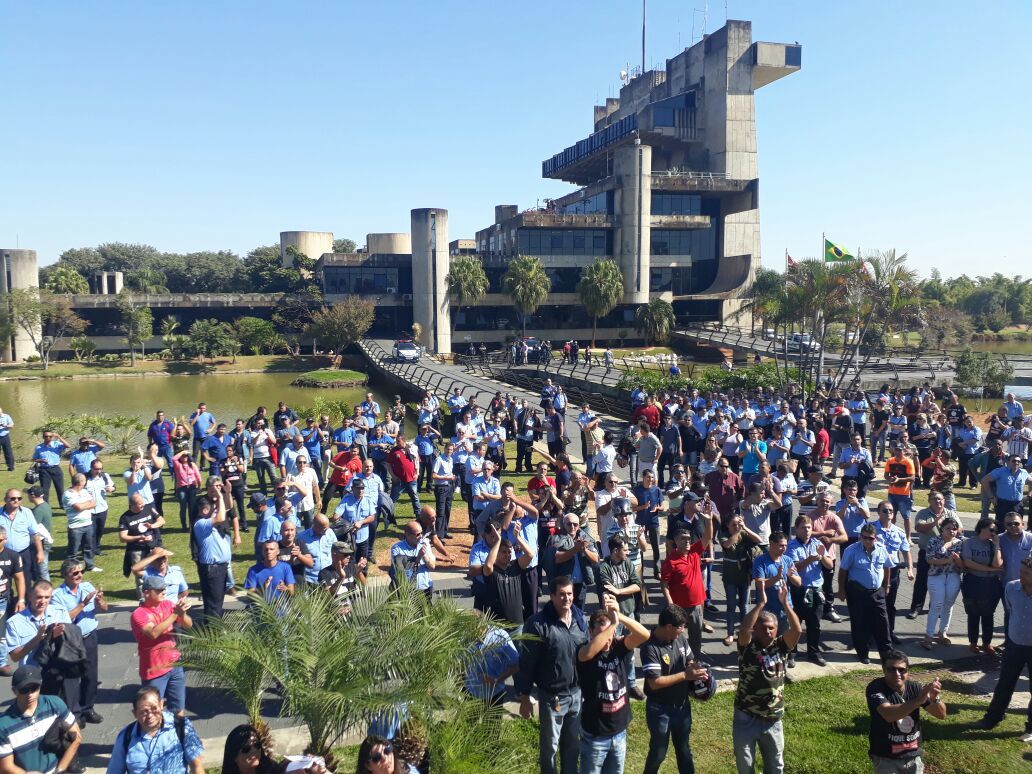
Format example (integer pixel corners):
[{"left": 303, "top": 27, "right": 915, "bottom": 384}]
[
  {"left": 613, "top": 141, "right": 652, "bottom": 304},
  {"left": 279, "top": 231, "right": 334, "bottom": 269},
  {"left": 366, "top": 233, "right": 411, "bottom": 256},
  {"left": 410, "top": 209, "right": 451, "bottom": 355},
  {"left": 1, "top": 249, "right": 41, "bottom": 362}
]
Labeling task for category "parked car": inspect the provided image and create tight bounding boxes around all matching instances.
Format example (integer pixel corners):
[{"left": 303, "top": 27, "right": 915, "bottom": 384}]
[
  {"left": 786, "top": 333, "right": 821, "bottom": 352},
  {"left": 393, "top": 339, "right": 421, "bottom": 363}
]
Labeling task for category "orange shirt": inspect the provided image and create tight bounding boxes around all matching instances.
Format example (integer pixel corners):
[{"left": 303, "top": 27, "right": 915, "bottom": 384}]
[{"left": 884, "top": 457, "right": 915, "bottom": 497}]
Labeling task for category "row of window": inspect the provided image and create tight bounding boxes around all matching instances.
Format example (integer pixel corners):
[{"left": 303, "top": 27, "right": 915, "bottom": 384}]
[
  {"left": 559, "top": 191, "right": 613, "bottom": 216},
  {"left": 453, "top": 299, "right": 721, "bottom": 332},
  {"left": 650, "top": 227, "right": 717, "bottom": 259},
  {"left": 651, "top": 193, "right": 702, "bottom": 216},
  {"left": 322, "top": 267, "right": 412, "bottom": 295},
  {"left": 516, "top": 228, "right": 612, "bottom": 256}
]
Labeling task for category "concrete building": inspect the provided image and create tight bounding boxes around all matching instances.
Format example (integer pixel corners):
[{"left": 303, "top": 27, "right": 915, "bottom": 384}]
[
  {"left": 279, "top": 231, "right": 334, "bottom": 269},
  {"left": 472, "top": 20, "right": 800, "bottom": 339},
  {"left": 1, "top": 248, "right": 40, "bottom": 361}
]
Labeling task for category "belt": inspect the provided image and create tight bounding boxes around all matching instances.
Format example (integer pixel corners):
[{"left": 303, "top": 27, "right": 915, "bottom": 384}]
[{"left": 847, "top": 580, "right": 881, "bottom": 592}]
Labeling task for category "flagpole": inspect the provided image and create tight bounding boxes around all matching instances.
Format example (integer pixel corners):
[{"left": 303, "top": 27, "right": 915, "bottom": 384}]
[{"left": 821, "top": 232, "right": 825, "bottom": 262}]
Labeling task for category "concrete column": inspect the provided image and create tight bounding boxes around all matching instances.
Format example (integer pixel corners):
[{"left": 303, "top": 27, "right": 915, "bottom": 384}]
[
  {"left": 279, "top": 231, "right": 334, "bottom": 269},
  {"left": 410, "top": 209, "right": 451, "bottom": 354},
  {"left": 1, "top": 249, "right": 40, "bottom": 362},
  {"left": 613, "top": 141, "right": 651, "bottom": 304}
]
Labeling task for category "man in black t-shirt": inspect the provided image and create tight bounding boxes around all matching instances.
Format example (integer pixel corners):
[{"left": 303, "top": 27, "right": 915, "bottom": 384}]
[
  {"left": 482, "top": 524, "right": 534, "bottom": 632},
  {"left": 640, "top": 604, "right": 709, "bottom": 774},
  {"left": 0, "top": 528, "right": 25, "bottom": 627},
  {"left": 277, "top": 520, "right": 313, "bottom": 586},
  {"left": 866, "top": 650, "right": 946, "bottom": 772},
  {"left": 576, "top": 595, "right": 650, "bottom": 773},
  {"left": 118, "top": 494, "right": 164, "bottom": 598}
]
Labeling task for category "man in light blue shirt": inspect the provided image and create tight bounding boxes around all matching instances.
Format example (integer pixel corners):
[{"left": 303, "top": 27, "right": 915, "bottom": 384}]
[
  {"left": 389, "top": 520, "right": 436, "bottom": 593},
  {"left": 5, "top": 582, "right": 73, "bottom": 668},
  {"left": 1003, "top": 393, "right": 1025, "bottom": 421},
  {"left": 464, "top": 626, "right": 520, "bottom": 704},
  {"left": 983, "top": 455, "right": 1031, "bottom": 524},
  {"left": 333, "top": 480, "right": 375, "bottom": 561},
  {"left": 190, "top": 402, "right": 216, "bottom": 469},
  {"left": 788, "top": 516, "right": 835, "bottom": 664},
  {"left": 873, "top": 501, "right": 913, "bottom": 643},
  {"left": 68, "top": 437, "right": 105, "bottom": 477},
  {"left": 298, "top": 514, "right": 336, "bottom": 584},
  {"left": 837, "top": 433, "right": 873, "bottom": 480},
  {"left": 32, "top": 430, "right": 69, "bottom": 504},
  {"left": 51, "top": 558, "right": 107, "bottom": 722},
  {"left": 1, "top": 490, "right": 44, "bottom": 579},
  {"left": 192, "top": 493, "right": 232, "bottom": 621},
  {"left": 835, "top": 480, "right": 872, "bottom": 541},
  {"left": 838, "top": 524, "right": 892, "bottom": 663},
  {"left": 0, "top": 408, "right": 14, "bottom": 471}
]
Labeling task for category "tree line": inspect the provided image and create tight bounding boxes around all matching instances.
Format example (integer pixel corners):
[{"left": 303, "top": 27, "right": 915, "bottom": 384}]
[{"left": 40, "top": 238, "right": 357, "bottom": 295}]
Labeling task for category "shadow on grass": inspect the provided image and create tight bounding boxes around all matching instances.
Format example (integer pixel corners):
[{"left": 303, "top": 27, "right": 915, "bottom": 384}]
[
  {"left": 163, "top": 361, "right": 216, "bottom": 374},
  {"left": 263, "top": 355, "right": 328, "bottom": 372}
]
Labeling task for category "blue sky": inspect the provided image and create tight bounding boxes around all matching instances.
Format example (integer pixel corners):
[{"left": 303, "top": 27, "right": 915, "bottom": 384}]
[{"left": 2, "top": 0, "right": 1028, "bottom": 278}]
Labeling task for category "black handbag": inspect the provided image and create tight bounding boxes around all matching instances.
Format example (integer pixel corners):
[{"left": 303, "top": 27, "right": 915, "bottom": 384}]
[
  {"left": 39, "top": 715, "right": 77, "bottom": 756},
  {"left": 23, "top": 463, "right": 40, "bottom": 485}
]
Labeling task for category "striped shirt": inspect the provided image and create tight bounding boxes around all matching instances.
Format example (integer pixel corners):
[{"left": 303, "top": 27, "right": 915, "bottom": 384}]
[{"left": 0, "top": 694, "right": 75, "bottom": 774}]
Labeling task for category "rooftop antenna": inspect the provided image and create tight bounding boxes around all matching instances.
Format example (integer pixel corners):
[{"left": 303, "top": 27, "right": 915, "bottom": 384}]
[{"left": 641, "top": 0, "right": 646, "bottom": 74}]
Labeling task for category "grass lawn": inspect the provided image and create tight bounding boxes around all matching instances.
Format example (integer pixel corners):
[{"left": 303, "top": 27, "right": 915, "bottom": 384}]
[
  {"left": 0, "top": 355, "right": 328, "bottom": 380},
  {"left": 291, "top": 368, "right": 367, "bottom": 386}
]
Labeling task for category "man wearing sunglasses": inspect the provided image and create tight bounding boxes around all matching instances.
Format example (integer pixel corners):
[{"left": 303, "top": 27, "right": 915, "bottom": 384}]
[
  {"left": 838, "top": 523, "right": 893, "bottom": 664},
  {"left": 0, "top": 665, "right": 82, "bottom": 774},
  {"left": 866, "top": 650, "right": 945, "bottom": 772},
  {"left": 1, "top": 489, "right": 44, "bottom": 587},
  {"left": 108, "top": 685, "right": 204, "bottom": 774}
]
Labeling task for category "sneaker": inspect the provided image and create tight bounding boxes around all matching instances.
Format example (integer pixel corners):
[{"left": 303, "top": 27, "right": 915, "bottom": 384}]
[
  {"left": 906, "top": 608, "right": 920, "bottom": 620},
  {"left": 704, "top": 601, "right": 719, "bottom": 613},
  {"left": 1020, "top": 731, "right": 1032, "bottom": 743},
  {"left": 787, "top": 653, "right": 796, "bottom": 669},
  {"left": 90, "top": 566, "right": 103, "bottom": 573},
  {"left": 808, "top": 653, "right": 827, "bottom": 667},
  {"left": 824, "top": 611, "right": 843, "bottom": 623}
]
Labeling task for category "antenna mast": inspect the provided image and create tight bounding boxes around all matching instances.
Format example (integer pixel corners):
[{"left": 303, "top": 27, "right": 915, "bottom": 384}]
[{"left": 641, "top": 0, "right": 646, "bottom": 73}]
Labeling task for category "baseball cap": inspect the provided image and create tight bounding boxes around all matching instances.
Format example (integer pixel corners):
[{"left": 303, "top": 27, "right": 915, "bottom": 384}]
[
  {"left": 332, "top": 541, "right": 354, "bottom": 555},
  {"left": 248, "top": 493, "right": 267, "bottom": 509},
  {"left": 12, "top": 666, "right": 42, "bottom": 691},
  {"left": 26, "top": 486, "right": 43, "bottom": 498},
  {"left": 141, "top": 575, "right": 166, "bottom": 591},
  {"left": 683, "top": 491, "right": 702, "bottom": 502},
  {"left": 689, "top": 663, "right": 717, "bottom": 701}
]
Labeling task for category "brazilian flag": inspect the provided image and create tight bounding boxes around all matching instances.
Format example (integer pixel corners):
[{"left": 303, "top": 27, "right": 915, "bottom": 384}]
[{"left": 824, "top": 238, "right": 854, "bottom": 262}]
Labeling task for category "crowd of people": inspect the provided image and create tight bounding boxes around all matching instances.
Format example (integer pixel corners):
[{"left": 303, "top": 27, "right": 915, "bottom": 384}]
[{"left": 0, "top": 377, "right": 1030, "bottom": 772}]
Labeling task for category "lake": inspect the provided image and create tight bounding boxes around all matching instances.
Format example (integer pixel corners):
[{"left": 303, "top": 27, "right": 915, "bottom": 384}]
[{"left": 0, "top": 372, "right": 388, "bottom": 454}]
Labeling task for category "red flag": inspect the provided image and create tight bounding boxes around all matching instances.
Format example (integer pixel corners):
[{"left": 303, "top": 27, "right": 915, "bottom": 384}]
[{"left": 786, "top": 252, "right": 797, "bottom": 269}]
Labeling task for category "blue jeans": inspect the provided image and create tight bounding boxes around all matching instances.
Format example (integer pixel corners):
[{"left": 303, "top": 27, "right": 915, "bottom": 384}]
[
  {"left": 888, "top": 494, "right": 913, "bottom": 531},
  {"left": 391, "top": 480, "right": 421, "bottom": 513},
  {"left": 68, "top": 524, "right": 95, "bottom": 569},
  {"left": 539, "top": 689, "right": 581, "bottom": 774},
  {"left": 644, "top": 700, "right": 694, "bottom": 774},
  {"left": 146, "top": 666, "right": 186, "bottom": 713},
  {"left": 578, "top": 729, "right": 625, "bottom": 774},
  {"left": 724, "top": 579, "right": 749, "bottom": 636}
]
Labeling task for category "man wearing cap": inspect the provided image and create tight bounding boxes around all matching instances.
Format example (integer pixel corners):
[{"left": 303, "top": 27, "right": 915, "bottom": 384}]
[
  {"left": 130, "top": 575, "right": 194, "bottom": 715},
  {"left": 0, "top": 666, "right": 82, "bottom": 774},
  {"left": 32, "top": 430, "right": 69, "bottom": 504},
  {"left": 319, "top": 541, "right": 367, "bottom": 611},
  {"left": 68, "top": 437, "right": 105, "bottom": 478},
  {"left": 333, "top": 479, "right": 376, "bottom": 561},
  {"left": 131, "top": 547, "right": 189, "bottom": 601}
]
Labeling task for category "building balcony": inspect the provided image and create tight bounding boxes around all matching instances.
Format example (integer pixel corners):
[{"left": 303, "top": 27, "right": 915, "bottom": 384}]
[
  {"left": 651, "top": 169, "right": 753, "bottom": 192},
  {"left": 517, "top": 211, "right": 614, "bottom": 229},
  {"left": 649, "top": 214, "right": 712, "bottom": 229},
  {"left": 69, "top": 293, "right": 283, "bottom": 309}
]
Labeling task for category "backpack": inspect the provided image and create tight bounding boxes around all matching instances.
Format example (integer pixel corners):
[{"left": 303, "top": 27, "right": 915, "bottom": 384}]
[{"left": 121, "top": 715, "right": 187, "bottom": 772}]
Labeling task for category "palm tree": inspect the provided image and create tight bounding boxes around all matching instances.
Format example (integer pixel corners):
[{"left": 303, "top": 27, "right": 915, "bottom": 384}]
[
  {"left": 502, "top": 255, "right": 551, "bottom": 337},
  {"left": 181, "top": 582, "right": 491, "bottom": 772},
  {"left": 445, "top": 255, "right": 489, "bottom": 333},
  {"left": 635, "top": 298, "right": 676, "bottom": 345},
  {"left": 577, "top": 258, "right": 624, "bottom": 347}
]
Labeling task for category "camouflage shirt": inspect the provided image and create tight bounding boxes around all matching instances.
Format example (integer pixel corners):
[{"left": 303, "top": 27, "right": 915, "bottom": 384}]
[{"left": 735, "top": 636, "right": 790, "bottom": 720}]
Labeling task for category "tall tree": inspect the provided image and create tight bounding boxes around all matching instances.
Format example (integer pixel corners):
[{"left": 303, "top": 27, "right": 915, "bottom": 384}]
[
  {"left": 333, "top": 237, "right": 357, "bottom": 253},
  {"left": 445, "top": 255, "right": 489, "bottom": 332},
  {"left": 576, "top": 258, "right": 624, "bottom": 347},
  {"left": 44, "top": 266, "right": 90, "bottom": 295},
  {"left": 272, "top": 293, "right": 323, "bottom": 356},
  {"left": 305, "top": 299, "right": 375, "bottom": 358},
  {"left": 186, "top": 319, "right": 239, "bottom": 362},
  {"left": 116, "top": 291, "right": 154, "bottom": 366},
  {"left": 634, "top": 297, "right": 676, "bottom": 346},
  {"left": 5, "top": 288, "right": 88, "bottom": 369},
  {"left": 234, "top": 316, "right": 281, "bottom": 355},
  {"left": 502, "top": 255, "right": 551, "bottom": 337}
]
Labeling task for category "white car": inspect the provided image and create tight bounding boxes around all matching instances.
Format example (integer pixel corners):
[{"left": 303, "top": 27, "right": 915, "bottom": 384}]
[
  {"left": 786, "top": 333, "right": 821, "bottom": 352},
  {"left": 393, "top": 340, "right": 421, "bottom": 363}
]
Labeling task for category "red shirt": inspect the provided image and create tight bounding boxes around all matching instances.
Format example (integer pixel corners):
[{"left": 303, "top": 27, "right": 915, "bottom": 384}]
[
  {"left": 131, "top": 600, "right": 179, "bottom": 680},
  {"left": 660, "top": 541, "right": 706, "bottom": 609},
  {"left": 704, "top": 469, "right": 744, "bottom": 518},
  {"left": 386, "top": 448, "right": 417, "bottom": 483},
  {"left": 527, "top": 475, "right": 556, "bottom": 495},
  {"left": 633, "top": 404, "right": 661, "bottom": 431},
  {"left": 815, "top": 429, "right": 831, "bottom": 460},
  {"left": 329, "top": 452, "right": 362, "bottom": 486}
]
